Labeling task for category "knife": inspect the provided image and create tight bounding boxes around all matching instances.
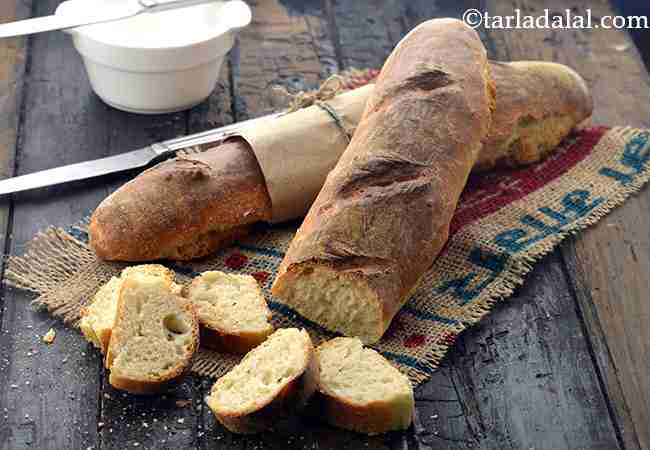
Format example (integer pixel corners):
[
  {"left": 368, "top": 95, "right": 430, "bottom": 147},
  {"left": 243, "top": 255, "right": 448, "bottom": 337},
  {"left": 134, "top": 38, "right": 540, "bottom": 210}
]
[
  {"left": 0, "top": 112, "right": 284, "bottom": 196},
  {"left": 0, "top": 0, "right": 230, "bottom": 39}
]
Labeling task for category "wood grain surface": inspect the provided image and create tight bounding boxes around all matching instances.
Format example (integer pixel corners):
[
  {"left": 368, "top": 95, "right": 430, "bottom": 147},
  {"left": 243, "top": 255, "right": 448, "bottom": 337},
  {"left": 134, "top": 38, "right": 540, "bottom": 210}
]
[
  {"left": 482, "top": 1, "right": 650, "bottom": 448},
  {"left": 0, "top": 0, "right": 648, "bottom": 449}
]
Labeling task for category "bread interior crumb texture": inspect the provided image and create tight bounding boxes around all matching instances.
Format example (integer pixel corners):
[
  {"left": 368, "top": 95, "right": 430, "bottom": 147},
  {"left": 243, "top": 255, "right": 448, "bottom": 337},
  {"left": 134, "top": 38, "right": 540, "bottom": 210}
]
[{"left": 208, "top": 328, "right": 309, "bottom": 414}]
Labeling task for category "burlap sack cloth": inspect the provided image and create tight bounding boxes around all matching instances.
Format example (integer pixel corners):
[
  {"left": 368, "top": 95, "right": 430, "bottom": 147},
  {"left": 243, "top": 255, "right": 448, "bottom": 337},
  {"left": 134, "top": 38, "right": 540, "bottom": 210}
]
[{"left": 5, "top": 71, "right": 650, "bottom": 385}]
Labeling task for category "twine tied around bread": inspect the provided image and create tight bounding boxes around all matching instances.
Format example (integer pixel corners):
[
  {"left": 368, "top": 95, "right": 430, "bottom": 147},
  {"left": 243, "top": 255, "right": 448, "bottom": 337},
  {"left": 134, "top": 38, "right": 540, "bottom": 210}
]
[{"left": 271, "top": 74, "right": 355, "bottom": 142}]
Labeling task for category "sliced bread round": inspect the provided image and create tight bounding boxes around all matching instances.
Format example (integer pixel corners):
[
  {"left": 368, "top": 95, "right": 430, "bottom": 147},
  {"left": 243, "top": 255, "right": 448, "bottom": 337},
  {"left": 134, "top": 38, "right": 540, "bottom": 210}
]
[
  {"left": 316, "top": 337, "right": 414, "bottom": 434},
  {"left": 186, "top": 271, "right": 273, "bottom": 353},
  {"left": 79, "top": 264, "right": 176, "bottom": 353},
  {"left": 105, "top": 274, "right": 199, "bottom": 395},
  {"left": 206, "top": 328, "right": 318, "bottom": 434}
]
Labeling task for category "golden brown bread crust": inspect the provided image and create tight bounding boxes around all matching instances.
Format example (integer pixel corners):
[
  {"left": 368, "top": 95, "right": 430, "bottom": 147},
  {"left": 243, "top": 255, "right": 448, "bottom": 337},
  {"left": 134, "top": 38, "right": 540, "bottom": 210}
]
[
  {"left": 199, "top": 326, "right": 269, "bottom": 354},
  {"left": 315, "top": 392, "right": 410, "bottom": 435},
  {"left": 271, "top": 19, "right": 495, "bottom": 342},
  {"left": 314, "top": 338, "right": 413, "bottom": 434},
  {"left": 89, "top": 60, "right": 590, "bottom": 263},
  {"left": 475, "top": 61, "right": 593, "bottom": 172},
  {"left": 89, "top": 138, "right": 271, "bottom": 261},
  {"left": 208, "top": 331, "right": 319, "bottom": 434}
]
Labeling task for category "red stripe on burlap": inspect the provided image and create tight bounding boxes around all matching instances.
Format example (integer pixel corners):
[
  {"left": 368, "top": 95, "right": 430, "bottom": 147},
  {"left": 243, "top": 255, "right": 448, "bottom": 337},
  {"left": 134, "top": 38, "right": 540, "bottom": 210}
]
[{"left": 449, "top": 126, "right": 610, "bottom": 235}]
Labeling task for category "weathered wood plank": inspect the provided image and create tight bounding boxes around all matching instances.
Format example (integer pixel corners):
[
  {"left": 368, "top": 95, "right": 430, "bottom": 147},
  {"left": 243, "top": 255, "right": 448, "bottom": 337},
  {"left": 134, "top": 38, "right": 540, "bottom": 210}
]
[
  {"left": 0, "top": 1, "right": 107, "bottom": 447},
  {"left": 413, "top": 253, "right": 620, "bottom": 450},
  {"left": 0, "top": 0, "right": 29, "bottom": 295},
  {"left": 232, "top": 0, "right": 338, "bottom": 120},
  {"left": 482, "top": 1, "right": 650, "bottom": 448},
  {"left": 0, "top": 1, "right": 191, "bottom": 449},
  {"left": 330, "top": 1, "right": 621, "bottom": 448}
]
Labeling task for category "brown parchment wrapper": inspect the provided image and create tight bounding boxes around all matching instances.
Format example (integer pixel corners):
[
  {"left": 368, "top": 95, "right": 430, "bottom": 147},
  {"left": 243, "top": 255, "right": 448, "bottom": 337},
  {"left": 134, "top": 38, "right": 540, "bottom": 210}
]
[{"left": 238, "top": 84, "right": 374, "bottom": 223}]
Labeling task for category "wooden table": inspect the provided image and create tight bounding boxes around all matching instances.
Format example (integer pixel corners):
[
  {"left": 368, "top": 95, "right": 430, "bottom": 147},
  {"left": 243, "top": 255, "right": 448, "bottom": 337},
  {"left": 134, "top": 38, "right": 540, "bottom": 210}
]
[{"left": 1, "top": 1, "right": 649, "bottom": 449}]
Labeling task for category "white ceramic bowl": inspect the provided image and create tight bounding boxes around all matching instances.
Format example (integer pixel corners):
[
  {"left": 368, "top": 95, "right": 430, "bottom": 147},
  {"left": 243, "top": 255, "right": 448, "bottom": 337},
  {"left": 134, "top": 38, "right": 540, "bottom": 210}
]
[{"left": 55, "top": 0, "right": 251, "bottom": 114}]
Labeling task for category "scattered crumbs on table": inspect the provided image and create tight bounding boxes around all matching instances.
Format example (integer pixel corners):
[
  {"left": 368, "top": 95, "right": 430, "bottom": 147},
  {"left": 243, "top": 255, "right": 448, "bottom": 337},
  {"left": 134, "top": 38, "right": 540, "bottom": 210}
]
[
  {"left": 177, "top": 418, "right": 185, "bottom": 424},
  {"left": 175, "top": 399, "right": 192, "bottom": 408},
  {"left": 42, "top": 328, "right": 56, "bottom": 344}
]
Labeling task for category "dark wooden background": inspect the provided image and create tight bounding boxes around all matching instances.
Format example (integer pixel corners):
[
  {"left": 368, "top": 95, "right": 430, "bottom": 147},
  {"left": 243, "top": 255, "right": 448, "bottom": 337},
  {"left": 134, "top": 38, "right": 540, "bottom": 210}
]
[{"left": 1, "top": 0, "right": 650, "bottom": 449}]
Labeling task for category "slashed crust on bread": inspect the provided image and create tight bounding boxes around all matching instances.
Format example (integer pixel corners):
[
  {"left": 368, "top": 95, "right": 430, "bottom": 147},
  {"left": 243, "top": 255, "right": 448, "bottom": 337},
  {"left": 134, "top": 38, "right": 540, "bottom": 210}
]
[
  {"left": 89, "top": 139, "right": 271, "bottom": 261},
  {"left": 272, "top": 19, "right": 495, "bottom": 343},
  {"left": 88, "top": 61, "right": 591, "bottom": 264}
]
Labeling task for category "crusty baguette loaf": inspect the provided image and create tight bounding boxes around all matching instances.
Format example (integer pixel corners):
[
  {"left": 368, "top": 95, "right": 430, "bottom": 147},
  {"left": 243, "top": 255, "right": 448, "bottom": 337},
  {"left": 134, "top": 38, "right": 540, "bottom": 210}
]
[
  {"left": 271, "top": 19, "right": 495, "bottom": 343},
  {"left": 206, "top": 328, "right": 318, "bottom": 434},
  {"left": 79, "top": 264, "right": 176, "bottom": 353},
  {"left": 105, "top": 274, "right": 199, "bottom": 395},
  {"left": 186, "top": 271, "right": 273, "bottom": 353},
  {"left": 89, "top": 61, "right": 591, "bottom": 262},
  {"left": 89, "top": 139, "right": 271, "bottom": 261},
  {"left": 316, "top": 337, "right": 414, "bottom": 434}
]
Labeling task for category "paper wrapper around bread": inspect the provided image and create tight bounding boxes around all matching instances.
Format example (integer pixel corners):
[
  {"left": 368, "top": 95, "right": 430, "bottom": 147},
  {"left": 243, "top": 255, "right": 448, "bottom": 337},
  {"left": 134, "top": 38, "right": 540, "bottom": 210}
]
[{"left": 237, "top": 84, "right": 374, "bottom": 223}]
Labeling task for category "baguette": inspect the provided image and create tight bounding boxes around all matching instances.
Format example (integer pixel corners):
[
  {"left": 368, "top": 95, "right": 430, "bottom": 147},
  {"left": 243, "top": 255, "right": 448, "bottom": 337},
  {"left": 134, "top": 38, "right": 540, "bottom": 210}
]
[
  {"left": 186, "top": 271, "right": 273, "bottom": 353},
  {"left": 205, "top": 328, "right": 318, "bottom": 434},
  {"left": 271, "top": 19, "right": 495, "bottom": 343},
  {"left": 89, "top": 61, "right": 591, "bottom": 262},
  {"left": 90, "top": 139, "right": 271, "bottom": 261},
  {"left": 316, "top": 337, "right": 414, "bottom": 434},
  {"left": 105, "top": 274, "right": 199, "bottom": 395}
]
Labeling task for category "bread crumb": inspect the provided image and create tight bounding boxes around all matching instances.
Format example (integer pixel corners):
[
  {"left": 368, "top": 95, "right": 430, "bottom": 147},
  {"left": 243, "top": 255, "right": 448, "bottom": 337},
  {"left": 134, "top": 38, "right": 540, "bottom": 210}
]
[
  {"left": 42, "top": 328, "right": 56, "bottom": 344},
  {"left": 177, "top": 418, "right": 185, "bottom": 424},
  {"left": 175, "top": 400, "right": 191, "bottom": 408}
]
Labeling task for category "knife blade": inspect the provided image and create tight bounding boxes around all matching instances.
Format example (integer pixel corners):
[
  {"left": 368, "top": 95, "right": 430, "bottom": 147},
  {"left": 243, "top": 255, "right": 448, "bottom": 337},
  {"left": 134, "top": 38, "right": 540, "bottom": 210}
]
[
  {"left": 0, "top": 148, "right": 157, "bottom": 196},
  {"left": 0, "top": 112, "right": 284, "bottom": 196},
  {"left": 0, "top": 3, "right": 142, "bottom": 39}
]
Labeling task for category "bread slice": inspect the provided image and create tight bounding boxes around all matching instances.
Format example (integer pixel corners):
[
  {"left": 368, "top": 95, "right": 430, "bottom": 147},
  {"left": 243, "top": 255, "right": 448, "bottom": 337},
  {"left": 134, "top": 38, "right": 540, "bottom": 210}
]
[
  {"left": 186, "top": 271, "right": 273, "bottom": 353},
  {"left": 105, "top": 274, "right": 199, "bottom": 395},
  {"left": 316, "top": 337, "right": 414, "bottom": 434},
  {"left": 79, "top": 264, "right": 176, "bottom": 353},
  {"left": 206, "top": 328, "right": 318, "bottom": 434}
]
